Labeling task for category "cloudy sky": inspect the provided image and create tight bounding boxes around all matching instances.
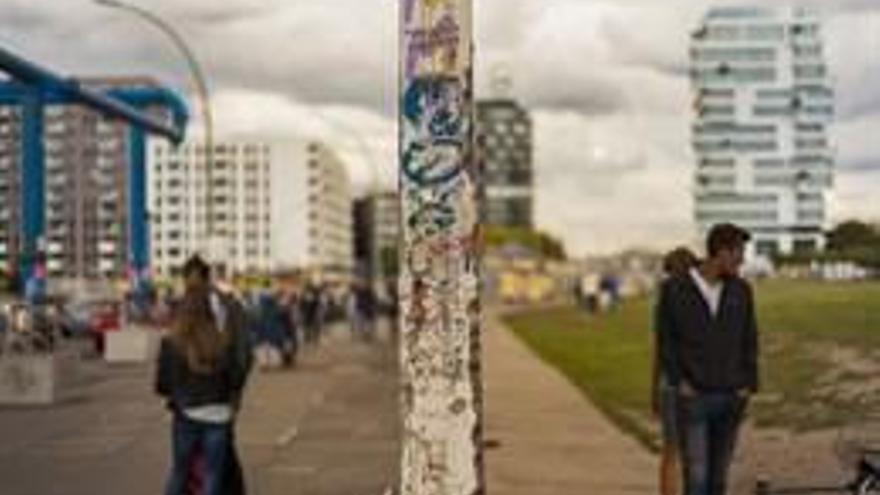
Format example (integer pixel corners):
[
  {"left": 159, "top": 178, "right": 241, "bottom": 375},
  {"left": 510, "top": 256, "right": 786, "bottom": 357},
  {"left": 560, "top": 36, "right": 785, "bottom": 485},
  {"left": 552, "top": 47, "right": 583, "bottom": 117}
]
[{"left": 1, "top": 0, "right": 878, "bottom": 255}]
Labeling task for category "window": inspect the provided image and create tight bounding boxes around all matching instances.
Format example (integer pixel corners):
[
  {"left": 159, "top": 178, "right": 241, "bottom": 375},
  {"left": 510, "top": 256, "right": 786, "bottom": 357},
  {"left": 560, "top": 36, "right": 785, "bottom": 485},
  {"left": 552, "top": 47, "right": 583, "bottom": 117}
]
[
  {"left": 694, "top": 47, "right": 775, "bottom": 62},
  {"left": 705, "top": 25, "right": 741, "bottom": 41},
  {"left": 754, "top": 158, "right": 785, "bottom": 168},
  {"left": 747, "top": 24, "right": 785, "bottom": 40},
  {"left": 796, "top": 122, "right": 824, "bottom": 133},
  {"left": 793, "top": 239, "right": 818, "bottom": 253},
  {"left": 790, "top": 24, "right": 819, "bottom": 38},
  {"left": 803, "top": 106, "right": 833, "bottom": 116},
  {"left": 795, "top": 138, "right": 827, "bottom": 150},
  {"left": 793, "top": 44, "right": 822, "bottom": 58},
  {"left": 794, "top": 65, "right": 826, "bottom": 80},
  {"left": 754, "top": 106, "right": 792, "bottom": 117},
  {"left": 756, "top": 240, "right": 779, "bottom": 257},
  {"left": 699, "top": 105, "right": 735, "bottom": 117}
]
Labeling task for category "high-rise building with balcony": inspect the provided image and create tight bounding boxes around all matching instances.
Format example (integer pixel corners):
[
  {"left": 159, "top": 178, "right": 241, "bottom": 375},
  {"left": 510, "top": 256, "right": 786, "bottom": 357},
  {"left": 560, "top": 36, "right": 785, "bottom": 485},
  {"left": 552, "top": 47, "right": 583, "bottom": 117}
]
[
  {"left": 148, "top": 141, "right": 274, "bottom": 278},
  {"left": 0, "top": 77, "right": 158, "bottom": 279},
  {"left": 272, "top": 141, "right": 353, "bottom": 276},
  {"left": 477, "top": 98, "right": 534, "bottom": 229},
  {"left": 149, "top": 140, "right": 354, "bottom": 279},
  {"left": 691, "top": 7, "right": 835, "bottom": 257}
]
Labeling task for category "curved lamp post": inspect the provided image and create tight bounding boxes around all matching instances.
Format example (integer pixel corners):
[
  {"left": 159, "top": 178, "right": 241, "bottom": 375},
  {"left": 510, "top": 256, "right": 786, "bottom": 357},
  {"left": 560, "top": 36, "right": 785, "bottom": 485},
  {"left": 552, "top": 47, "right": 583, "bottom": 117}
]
[{"left": 94, "top": 0, "right": 218, "bottom": 251}]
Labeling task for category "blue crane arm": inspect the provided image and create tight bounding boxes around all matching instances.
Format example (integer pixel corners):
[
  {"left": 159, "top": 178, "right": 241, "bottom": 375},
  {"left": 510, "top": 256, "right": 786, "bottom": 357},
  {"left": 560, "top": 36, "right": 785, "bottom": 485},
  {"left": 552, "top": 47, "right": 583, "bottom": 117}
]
[{"left": 0, "top": 46, "right": 185, "bottom": 144}]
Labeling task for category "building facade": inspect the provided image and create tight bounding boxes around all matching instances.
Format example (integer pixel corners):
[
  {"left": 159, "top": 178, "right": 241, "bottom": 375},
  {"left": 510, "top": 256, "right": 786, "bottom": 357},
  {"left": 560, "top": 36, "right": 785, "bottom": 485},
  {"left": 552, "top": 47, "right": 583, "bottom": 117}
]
[
  {"left": 272, "top": 141, "right": 353, "bottom": 277},
  {"left": 149, "top": 141, "right": 274, "bottom": 278},
  {"left": 0, "top": 77, "right": 157, "bottom": 279},
  {"left": 477, "top": 99, "right": 534, "bottom": 229},
  {"left": 353, "top": 190, "right": 400, "bottom": 282},
  {"left": 691, "top": 7, "right": 835, "bottom": 257}
]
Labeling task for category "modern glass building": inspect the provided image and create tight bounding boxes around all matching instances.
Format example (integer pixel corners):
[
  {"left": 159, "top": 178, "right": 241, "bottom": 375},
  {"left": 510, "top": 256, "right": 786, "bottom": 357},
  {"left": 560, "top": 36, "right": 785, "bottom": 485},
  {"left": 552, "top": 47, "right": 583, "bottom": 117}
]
[
  {"left": 477, "top": 99, "right": 534, "bottom": 229},
  {"left": 691, "top": 7, "right": 835, "bottom": 257}
]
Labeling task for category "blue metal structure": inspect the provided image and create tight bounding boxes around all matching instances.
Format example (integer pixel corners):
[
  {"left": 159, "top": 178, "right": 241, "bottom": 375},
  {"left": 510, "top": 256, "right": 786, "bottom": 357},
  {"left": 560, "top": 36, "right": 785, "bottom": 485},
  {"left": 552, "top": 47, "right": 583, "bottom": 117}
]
[{"left": 0, "top": 46, "right": 188, "bottom": 293}]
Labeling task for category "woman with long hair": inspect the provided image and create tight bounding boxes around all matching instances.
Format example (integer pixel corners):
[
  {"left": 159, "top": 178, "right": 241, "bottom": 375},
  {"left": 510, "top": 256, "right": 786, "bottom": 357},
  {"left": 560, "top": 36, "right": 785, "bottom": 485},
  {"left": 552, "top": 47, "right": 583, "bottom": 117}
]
[
  {"left": 156, "top": 257, "right": 250, "bottom": 495},
  {"left": 652, "top": 247, "right": 699, "bottom": 495}
]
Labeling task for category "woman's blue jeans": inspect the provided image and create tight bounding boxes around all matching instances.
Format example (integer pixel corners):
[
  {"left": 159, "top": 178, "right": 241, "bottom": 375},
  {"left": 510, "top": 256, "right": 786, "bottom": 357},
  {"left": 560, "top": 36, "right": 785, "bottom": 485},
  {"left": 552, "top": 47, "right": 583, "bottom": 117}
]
[{"left": 165, "top": 414, "right": 232, "bottom": 495}]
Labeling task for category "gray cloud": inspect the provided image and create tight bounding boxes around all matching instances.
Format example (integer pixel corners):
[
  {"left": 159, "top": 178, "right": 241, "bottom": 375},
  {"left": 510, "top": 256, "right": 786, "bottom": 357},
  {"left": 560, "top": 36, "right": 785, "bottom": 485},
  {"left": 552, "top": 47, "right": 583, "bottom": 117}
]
[{"left": 1, "top": 0, "right": 879, "bottom": 252}]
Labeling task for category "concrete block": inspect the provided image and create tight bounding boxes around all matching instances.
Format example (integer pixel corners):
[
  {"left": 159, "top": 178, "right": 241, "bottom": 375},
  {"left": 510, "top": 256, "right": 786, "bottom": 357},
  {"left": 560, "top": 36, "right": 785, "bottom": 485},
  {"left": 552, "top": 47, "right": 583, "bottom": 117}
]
[
  {"left": 104, "top": 327, "right": 161, "bottom": 364},
  {"left": 0, "top": 352, "right": 76, "bottom": 405}
]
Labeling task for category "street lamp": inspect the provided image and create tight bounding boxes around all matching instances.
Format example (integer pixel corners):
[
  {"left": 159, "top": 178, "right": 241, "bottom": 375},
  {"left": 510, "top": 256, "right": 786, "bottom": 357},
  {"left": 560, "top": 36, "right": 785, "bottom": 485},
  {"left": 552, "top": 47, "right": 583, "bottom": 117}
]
[{"left": 93, "top": 0, "right": 220, "bottom": 257}]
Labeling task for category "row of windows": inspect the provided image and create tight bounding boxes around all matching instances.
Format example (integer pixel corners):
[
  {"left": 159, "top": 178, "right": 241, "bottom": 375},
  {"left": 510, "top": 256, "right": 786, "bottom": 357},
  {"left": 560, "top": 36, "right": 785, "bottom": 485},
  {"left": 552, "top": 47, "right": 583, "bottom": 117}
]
[
  {"left": 753, "top": 105, "right": 833, "bottom": 117},
  {"left": 696, "top": 210, "right": 777, "bottom": 222},
  {"left": 797, "top": 210, "right": 824, "bottom": 222},
  {"left": 693, "top": 66, "right": 777, "bottom": 84},
  {"left": 794, "top": 65, "right": 827, "bottom": 79},
  {"left": 794, "top": 85, "right": 834, "bottom": 98},
  {"left": 696, "top": 174, "right": 736, "bottom": 187},
  {"left": 154, "top": 144, "right": 269, "bottom": 156},
  {"left": 697, "top": 22, "right": 819, "bottom": 41},
  {"left": 697, "top": 105, "right": 735, "bottom": 117},
  {"left": 797, "top": 193, "right": 823, "bottom": 203},
  {"left": 795, "top": 138, "right": 828, "bottom": 150},
  {"left": 754, "top": 158, "right": 785, "bottom": 168},
  {"left": 754, "top": 173, "right": 832, "bottom": 187},
  {"left": 694, "top": 139, "right": 777, "bottom": 153},
  {"left": 694, "top": 123, "right": 776, "bottom": 135},
  {"left": 696, "top": 193, "right": 777, "bottom": 204},
  {"left": 692, "top": 47, "right": 775, "bottom": 62},
  {"left": 792, "top": 44, "right": 823, "bottom": 58}
]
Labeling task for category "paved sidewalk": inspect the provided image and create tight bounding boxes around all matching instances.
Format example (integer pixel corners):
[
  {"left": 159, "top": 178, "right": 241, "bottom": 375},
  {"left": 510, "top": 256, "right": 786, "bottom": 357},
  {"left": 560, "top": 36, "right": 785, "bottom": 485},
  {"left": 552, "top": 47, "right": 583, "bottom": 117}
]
[
  {"left": 484, "top": 315, "right": 657, "bottom": 495},
  {"left": 0, "top": 324, "right": 400, "bottom": 495},
  {"left": 238, "top": 324, "right": 400, "bottom": 495}
]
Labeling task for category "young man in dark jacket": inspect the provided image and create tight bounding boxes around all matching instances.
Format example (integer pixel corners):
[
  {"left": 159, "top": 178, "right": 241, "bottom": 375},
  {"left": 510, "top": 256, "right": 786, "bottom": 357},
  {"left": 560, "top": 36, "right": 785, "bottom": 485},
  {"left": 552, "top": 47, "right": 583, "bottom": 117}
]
[{"left": 657, "top": 223, "right": 759, "bottom": 495}]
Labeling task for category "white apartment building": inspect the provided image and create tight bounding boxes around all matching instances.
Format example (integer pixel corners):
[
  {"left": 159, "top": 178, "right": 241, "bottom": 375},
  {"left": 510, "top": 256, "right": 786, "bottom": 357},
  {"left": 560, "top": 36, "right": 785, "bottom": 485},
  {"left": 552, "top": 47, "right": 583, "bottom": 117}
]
[
  {"left": 271, "top": 141, "right": 353, "bottom": 275},
  {"left": 691, "top": 6, "right": 835, "bottom": 257},
  {"left": 148, "top": 141, "right": 274, "bottom": 278}
]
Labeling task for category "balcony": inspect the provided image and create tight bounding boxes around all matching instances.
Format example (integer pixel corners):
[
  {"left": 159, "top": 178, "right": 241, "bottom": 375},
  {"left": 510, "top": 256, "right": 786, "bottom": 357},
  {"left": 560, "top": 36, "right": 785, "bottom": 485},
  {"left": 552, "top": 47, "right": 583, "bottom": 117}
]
[
  {"left": 47, "top": 242, "right": 65, "bottom": 255},
  {"left": 98, "top": 241, "right": 117, "bottom": 255}
]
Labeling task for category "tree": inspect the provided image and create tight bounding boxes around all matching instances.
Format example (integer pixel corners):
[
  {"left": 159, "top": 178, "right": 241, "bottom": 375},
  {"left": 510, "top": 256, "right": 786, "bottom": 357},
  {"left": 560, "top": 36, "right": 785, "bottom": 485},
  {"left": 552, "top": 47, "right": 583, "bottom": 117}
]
[
  {"left": 484, "top": 226, "right": 568, "bottom": 261},
  {"left": 827, "top": 221, "right": 880, "bottom": 252}
]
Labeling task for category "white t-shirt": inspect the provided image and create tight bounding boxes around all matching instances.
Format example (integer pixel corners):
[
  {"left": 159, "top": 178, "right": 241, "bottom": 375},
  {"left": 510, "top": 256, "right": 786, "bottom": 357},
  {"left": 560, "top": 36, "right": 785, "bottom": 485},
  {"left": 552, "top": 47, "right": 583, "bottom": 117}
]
[{"left": 689, "top": 268, "right": 723, "bottom": 317}]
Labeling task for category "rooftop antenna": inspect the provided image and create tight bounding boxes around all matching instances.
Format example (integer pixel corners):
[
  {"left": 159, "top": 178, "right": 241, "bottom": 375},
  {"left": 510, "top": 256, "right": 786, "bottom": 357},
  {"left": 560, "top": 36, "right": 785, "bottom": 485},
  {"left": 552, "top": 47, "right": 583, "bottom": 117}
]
[{"left": 490, "top": 63, "right": 514, "bottom": 99}]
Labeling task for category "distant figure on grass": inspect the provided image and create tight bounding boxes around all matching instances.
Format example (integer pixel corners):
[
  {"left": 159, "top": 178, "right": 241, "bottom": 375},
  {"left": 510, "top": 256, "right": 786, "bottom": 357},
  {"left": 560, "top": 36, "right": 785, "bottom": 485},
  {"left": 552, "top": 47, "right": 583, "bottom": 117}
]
[
  {"left": 652, "top": 247, "right": 699, "bottom": 495},
  {"left": 156, "top": 255, "right": 252, "bottom": 495},
  {"left": 656, "top": 224, "right": 759, "bottom": 495}
]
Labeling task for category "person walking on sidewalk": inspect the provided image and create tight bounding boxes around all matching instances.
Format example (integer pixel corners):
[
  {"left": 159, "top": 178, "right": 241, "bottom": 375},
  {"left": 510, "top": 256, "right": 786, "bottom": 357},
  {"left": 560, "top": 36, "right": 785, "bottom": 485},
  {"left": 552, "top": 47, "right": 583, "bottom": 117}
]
[
  {"left": 656, "top": 224, "right": 759, "bottom": 495},
  {"left": 652, "top": 247, "right": 699, "bottom": 495},
  {"left": 300, "top": 282, "right": 325, "bottom": 346},
  {"left": 156, "top": 255, "right": 252, "bottom": 495}
]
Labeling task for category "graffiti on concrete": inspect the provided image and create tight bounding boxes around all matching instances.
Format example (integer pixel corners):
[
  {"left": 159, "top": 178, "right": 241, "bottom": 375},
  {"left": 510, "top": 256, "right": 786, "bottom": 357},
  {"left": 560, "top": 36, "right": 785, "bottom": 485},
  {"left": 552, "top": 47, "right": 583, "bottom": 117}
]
[
  {"left": 404, "top": 13, "right": 461, "bottom": 77},
  {"left": 400, "top": 0, "right": 483, "bottom": 494},
  {"left": 402, "top": 76, "right": 465, "bottom": 186}
]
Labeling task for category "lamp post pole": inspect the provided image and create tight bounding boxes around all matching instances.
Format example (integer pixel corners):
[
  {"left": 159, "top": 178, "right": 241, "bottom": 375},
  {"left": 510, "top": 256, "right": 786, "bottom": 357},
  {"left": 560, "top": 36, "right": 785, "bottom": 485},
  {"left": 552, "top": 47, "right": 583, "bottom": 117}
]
[{"left": 94, "top": 0, "right": 218, "bottom": 260}]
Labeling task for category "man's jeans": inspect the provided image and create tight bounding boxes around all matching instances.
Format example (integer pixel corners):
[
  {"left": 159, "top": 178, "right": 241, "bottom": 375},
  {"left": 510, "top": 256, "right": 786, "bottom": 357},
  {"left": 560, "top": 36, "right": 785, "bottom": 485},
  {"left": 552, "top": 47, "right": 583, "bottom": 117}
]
[
  {"left": 678, "top": 392, "right": 747, "bottom": 495},
  {"left": 165, "top": 414, "right": 232, "bottom": 495}
]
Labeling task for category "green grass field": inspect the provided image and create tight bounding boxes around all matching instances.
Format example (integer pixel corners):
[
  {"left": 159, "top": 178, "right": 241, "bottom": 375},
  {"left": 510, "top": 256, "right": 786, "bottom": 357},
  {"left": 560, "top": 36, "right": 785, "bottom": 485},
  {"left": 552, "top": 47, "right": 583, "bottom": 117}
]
[{"left": 504, "top": 280, "right": 880, "bottom": 451}]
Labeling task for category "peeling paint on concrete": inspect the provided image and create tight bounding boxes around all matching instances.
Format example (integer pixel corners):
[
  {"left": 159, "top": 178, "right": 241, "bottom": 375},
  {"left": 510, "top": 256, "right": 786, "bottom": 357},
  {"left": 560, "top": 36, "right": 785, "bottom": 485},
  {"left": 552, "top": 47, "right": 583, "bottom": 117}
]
[{"left": 399, "top": 0, "right": 483, "bottom": 494}]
